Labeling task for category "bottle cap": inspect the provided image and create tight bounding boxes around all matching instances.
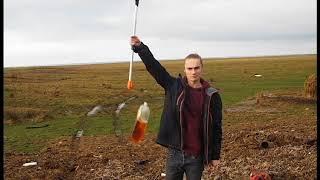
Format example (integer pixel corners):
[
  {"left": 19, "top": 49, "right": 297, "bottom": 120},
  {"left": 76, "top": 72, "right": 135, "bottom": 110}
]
[{"left": 144, "top": 102, "right": 148, "bottom": 106}]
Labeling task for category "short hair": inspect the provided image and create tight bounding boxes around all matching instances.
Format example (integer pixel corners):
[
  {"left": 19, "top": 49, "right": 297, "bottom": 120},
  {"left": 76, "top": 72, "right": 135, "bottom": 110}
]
[{"left": 185, "top": 53, "right": 203, "bottom": 66}]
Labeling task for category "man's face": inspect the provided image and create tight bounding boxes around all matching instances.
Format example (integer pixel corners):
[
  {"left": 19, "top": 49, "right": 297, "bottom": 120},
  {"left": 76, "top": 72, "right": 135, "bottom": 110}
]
[{"left": 184, "top": 58, "right": 203, "bottom": 83}]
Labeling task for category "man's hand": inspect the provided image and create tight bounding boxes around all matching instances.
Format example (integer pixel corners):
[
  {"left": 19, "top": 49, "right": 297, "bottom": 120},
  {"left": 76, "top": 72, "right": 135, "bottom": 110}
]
[{"left": 130, "top": 36, "right": 141, "bottom": 46}]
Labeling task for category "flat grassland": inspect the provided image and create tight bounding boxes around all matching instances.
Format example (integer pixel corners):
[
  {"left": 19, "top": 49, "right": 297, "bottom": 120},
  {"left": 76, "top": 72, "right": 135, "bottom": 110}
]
[{"left": 4, "top": 54, "right": 317, "bottom": 179}]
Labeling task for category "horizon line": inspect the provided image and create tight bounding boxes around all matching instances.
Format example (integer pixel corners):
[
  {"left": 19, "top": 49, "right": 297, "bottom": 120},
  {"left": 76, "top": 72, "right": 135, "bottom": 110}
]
[{"left": 4, "top": 53, "right": 317, "bottom": 69}]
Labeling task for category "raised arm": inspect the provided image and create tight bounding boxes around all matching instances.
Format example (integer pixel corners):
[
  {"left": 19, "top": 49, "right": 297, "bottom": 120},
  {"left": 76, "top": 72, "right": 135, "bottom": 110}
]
[{"left": 131, "top": 36, "right": 175, "bottom": 89}]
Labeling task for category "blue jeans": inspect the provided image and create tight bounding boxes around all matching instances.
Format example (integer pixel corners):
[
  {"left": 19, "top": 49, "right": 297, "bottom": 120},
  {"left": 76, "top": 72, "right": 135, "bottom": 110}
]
[{"left": 165, "top": 148, "right": 204, "bottom": 180}]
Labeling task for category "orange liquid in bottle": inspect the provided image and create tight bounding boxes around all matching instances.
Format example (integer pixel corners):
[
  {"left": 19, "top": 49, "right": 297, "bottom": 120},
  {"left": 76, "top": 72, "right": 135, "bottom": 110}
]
[{"left": 131, "top": 119, "right": 148, "bottom": 143}]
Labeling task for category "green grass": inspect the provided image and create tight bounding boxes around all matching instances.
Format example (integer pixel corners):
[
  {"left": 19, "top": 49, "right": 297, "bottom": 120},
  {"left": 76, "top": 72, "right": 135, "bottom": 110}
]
[
  {"left": 4, "top": 116, "right": 78, "bottom": 152},
  {"left": 4, "top": 54, "right": 317, "bottom": 153}
]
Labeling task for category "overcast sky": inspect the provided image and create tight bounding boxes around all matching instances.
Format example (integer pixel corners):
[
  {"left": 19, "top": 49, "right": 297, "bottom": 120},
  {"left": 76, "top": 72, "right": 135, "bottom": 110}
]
[{"left": 4, "top": 0, "right": 317, "bottom": 67}]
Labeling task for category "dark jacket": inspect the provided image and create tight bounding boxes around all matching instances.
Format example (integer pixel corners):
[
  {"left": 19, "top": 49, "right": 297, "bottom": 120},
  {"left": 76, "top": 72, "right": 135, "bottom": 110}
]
[{"left": 132, "top": 42, "right": 223, "bottom": 164}]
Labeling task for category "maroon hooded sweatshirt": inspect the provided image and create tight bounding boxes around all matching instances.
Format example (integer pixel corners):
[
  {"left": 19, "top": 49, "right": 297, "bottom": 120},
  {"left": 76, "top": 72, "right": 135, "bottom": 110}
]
[{"left": 182, "top": 78, "right": 210, "bottom": 157}]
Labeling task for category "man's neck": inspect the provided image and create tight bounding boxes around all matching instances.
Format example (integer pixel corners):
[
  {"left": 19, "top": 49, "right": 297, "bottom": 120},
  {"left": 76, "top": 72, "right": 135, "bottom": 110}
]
[{"left": 187, "top": 80, "right": 202, "bottom": 88}]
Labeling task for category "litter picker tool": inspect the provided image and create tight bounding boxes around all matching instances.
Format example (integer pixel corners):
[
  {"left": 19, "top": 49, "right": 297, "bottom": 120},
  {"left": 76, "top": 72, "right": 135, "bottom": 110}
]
[{"left": 127, "top": 0, "right": 140, "bottom": 90}]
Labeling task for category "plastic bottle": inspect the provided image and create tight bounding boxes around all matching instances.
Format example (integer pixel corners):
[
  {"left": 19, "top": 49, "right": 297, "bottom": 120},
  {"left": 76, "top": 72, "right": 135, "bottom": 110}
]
[{"left": 131, "top": 102, "right": 150, "bottom": 143}]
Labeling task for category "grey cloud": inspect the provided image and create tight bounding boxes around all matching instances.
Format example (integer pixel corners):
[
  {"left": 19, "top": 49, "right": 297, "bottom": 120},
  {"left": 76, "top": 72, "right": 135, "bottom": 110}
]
[
  {"left": 137, "top": 0, "right": 316, "bottom": 41},
  {"left": 5, "top": 0, "right": 316, "bottom": 42},
  {"left": 4, "top": 0, "right": 317, "bottom": 67},
  {"left": 5, "top": 0, "right": 132, "bottom": 41}
]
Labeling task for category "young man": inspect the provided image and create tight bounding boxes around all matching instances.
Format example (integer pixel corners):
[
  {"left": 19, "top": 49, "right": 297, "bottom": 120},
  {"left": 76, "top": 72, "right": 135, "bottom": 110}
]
[{"left": 130, "top": 36, "right": 222, "bottom": 180}]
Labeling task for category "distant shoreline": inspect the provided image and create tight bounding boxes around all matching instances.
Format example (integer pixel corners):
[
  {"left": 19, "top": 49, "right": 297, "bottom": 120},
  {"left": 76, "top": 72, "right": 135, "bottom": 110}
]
[{"left": 4, "top": 53, "right": 316, "bottom": 69}]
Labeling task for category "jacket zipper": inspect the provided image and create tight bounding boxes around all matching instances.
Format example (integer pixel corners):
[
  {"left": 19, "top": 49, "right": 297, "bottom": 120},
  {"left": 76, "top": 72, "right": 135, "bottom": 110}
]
[
  {"left": 205, "top": 94, "right": 213, "bottom": 164},
  {"left": 176, "top": 90, "right": 184, "bottom": 106},
  {"left": 178, "top": 91, "right": 185, "bottom": 151}
]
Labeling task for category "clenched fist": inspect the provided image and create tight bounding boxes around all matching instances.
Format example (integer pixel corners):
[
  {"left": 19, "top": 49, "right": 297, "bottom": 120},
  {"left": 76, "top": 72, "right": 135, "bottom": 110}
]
[{"left": 130, "top": 36, "right": 141, "bottom": 46}]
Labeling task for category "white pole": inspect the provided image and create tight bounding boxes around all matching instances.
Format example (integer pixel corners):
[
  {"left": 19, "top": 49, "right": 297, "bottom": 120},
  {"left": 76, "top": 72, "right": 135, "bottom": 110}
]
[{"left": 128, "top": 5, "right": 138, "bottom": 82}]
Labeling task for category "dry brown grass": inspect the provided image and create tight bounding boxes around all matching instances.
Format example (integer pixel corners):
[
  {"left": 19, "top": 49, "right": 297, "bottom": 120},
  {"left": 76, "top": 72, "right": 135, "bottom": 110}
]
[
  {"left": 4, "top": 107, "right": 49, "bottom": 124},
  {"left": 3, "top": 54, "right": 316, "bottom": 127},
  {"left": 255, "top": 91, "right": 264, "bottom": 104},
  {"left": 304, "top": 73, "right": 317, "bottom": 99}
]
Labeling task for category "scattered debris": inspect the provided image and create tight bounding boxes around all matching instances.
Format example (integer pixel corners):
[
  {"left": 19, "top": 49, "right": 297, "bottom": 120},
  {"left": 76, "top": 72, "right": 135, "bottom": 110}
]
[
  {"left": 250, "top": 170, "right": 272, "bottom": 180},
  {"left": 26, "top": 124, "right": 49, "bottom": 129},
  {"left": 87, "top": 105, "right": 102, "bottom": 116},
  {"left": 93, "top": 155, "right": 102, "bottom": 158},
  {"left": 134, "top": 159, "right": 149, "bottom": 165},
  {"left": 260, "top": 141, "right": 274, "bottom": 149},
  {"left": 76, "top": 130, "right": 84, "bottom": 138},
  {"left": 305, "top": 139, "right": 317, "bottom": 146},
  {"left": 4, "top": 91, "right": 316, "bottom": 179},
  {"left": 23, "top": 162, "right": 37, "bottom": 167}
]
